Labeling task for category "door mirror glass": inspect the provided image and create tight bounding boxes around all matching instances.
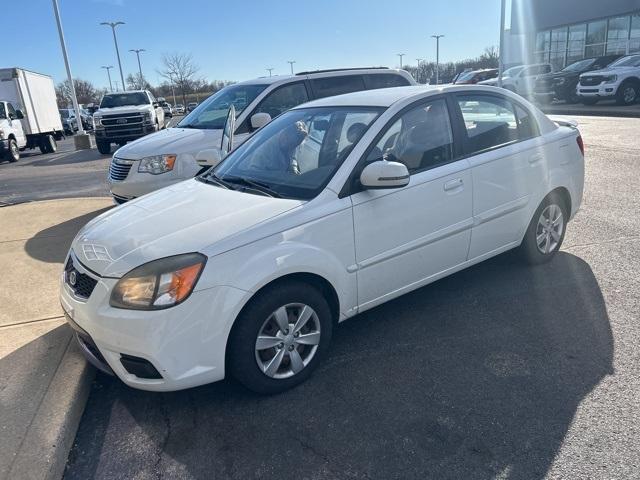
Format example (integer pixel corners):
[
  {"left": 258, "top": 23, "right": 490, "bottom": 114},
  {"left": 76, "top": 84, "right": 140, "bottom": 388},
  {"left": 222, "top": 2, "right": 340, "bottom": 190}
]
[
  {"left": 250, "top": 112, "right": 271, "bottom": 130},
  {"left": 360, "top": 160, "right": 410, "bottom": 189},
  {"left": 220, "top": 104, "right": 236, "bottom": 155},
  {"left": 16, "top": 109, "right": 24, "bottom": 119},
  {"left": 195, "top": 148, "right": 224, "bottom": 168}
]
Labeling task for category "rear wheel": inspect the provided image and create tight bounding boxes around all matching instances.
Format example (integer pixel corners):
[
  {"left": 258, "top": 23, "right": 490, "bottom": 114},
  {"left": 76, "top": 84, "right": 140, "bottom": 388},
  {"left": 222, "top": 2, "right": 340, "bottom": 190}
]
[
  {"left": 228, "top": 282, "right": 333, "bottom": 394},
  {"left": 616, "top": 81, "right": 639, "bottom": 106},
  {"left": 519, "top": 193, "right": 568, "bottom": 265},
  {"left": 96, "top": 140, "right": 111, "bottom": 155},
  {"left": 6, "top": 138, "right": 19, "bottom": 162},
  {"left": 39, "top": 135, "right": 57, "bottom": 154}
]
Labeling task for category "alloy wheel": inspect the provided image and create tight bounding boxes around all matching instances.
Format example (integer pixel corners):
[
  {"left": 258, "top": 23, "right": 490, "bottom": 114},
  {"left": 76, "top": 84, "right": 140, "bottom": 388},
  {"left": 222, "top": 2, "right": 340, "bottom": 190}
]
[
  {"left": 254, "top": 303, "right": 321, "bottom": 379},
  {"left": 623, "top": 86, "right": 637, "bottom": 104},
  {"left": 536, "top": 204, "right": 564, "bottom": 254}
]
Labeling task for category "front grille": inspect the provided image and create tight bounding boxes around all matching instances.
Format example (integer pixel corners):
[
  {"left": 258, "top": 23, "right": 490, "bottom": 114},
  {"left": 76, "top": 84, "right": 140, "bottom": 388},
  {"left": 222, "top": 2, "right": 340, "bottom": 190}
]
[
  {"left": 580, "top": 76, "right": 603, "bottom": 86},
  {"left": 102, "top": 113, "right": 147, "bottom": 138},
  {"left": 109, "top": 157, "right": 134, "bottom": 181},
  {"left": 102, "top": 113, "right": 144, "bottom": 126},
  {"left": 64, "top": 257, "right": 98, "bottom": 300}
]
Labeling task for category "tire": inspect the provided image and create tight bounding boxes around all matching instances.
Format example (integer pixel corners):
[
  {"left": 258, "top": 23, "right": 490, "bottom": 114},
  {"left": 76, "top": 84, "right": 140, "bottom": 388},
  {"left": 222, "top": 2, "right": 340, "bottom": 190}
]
[
  {"left": 518, "top": 192, "right": 568, "bottom": 265},
  {"left": 6, "top": 138, "right": 19, "bottom": 162},
  {"left": 581, "top": 98, "right": 599, "bottom": 106},
  {"left": 615, "top": 81, "right": 639, "bottom": 106},
  {"left": 228, "top": 281, "right": 333, "bottom": 394},
  {"left": 565, "top": 91, "right": 580, "bottom": 105},
  {"left": 96, "top": 140, "right": 111, "bottom": 155},
  {"left": 39, "top": 135, "right": 57, "bottom": 154}
]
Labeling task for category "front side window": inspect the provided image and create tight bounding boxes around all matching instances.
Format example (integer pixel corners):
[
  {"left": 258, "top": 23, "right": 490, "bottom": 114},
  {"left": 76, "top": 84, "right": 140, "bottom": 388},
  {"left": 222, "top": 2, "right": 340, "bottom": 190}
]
[
  {"left": 610, "top": 55, "right": 640, "bottom": 67},
  {"left": 364, "top": 99, "right": 454, "bottom": 175},
  {"left": 177, "top": 83, "right": 267, "bottom": 130},
  {"left": 100, "top": 93, "right": 149, "bottom": 108},
  {"left": 457, "top": 95, "right": 519, "bottom": 154},
  {"left": 207, "top": 107, "right": 381, "bottom": 200},
  {"left": 253, "top": 83, "right": 309, "bottom": 119},
  {"left": 311, "top": 76, "right": 366, "bottom": 99},
  {"left": 0, "top": 103, "right": 5, "bottom": 119}
]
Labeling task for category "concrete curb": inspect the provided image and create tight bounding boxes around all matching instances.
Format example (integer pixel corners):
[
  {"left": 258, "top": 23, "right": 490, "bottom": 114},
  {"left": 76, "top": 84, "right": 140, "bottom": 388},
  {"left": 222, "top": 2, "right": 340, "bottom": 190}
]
[
  {"left": 6, "top": 331, "right": 94, "bottom": 480},
  {"left": 541, "top": 106, "right": 640, "bottom": 118}
]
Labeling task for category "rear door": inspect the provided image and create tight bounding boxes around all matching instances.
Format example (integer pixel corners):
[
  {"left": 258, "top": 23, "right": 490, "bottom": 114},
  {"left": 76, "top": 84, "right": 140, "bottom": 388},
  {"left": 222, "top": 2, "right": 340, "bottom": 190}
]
[{"left": 452, "top": 92, "right": 547, "bottom": 260}]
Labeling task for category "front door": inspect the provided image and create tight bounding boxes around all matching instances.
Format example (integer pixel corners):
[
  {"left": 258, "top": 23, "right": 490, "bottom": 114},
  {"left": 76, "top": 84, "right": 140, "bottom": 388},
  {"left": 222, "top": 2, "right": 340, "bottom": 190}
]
[
  {"left": 350, "top": 97, "right": 473, "bottom": 310},
  {"left": 6, "top": 103, "right": 26, "bottom": 146}
]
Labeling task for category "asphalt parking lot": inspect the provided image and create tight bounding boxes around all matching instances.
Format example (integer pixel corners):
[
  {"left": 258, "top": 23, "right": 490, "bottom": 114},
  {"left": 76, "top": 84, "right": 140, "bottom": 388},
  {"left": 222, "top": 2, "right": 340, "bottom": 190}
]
[{"left": 43, "top": 115, "right": 639, "bottom": 479}]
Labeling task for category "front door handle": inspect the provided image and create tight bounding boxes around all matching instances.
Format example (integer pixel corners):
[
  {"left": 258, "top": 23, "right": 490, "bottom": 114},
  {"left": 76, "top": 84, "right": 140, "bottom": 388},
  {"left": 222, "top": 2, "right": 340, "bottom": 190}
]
[
  {"left": 529, "top": 153, "right": 544, "bottom": 164},
  {"left": 443, "top": 178, "right": 464, "bottom": 191}
]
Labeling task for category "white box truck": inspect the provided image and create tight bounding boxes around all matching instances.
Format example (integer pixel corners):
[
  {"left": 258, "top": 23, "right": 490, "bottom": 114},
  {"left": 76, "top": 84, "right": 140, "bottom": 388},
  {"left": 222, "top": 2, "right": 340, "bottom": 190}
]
[{"left": 0, "top": 68, "right": 64, "bottom": 162}]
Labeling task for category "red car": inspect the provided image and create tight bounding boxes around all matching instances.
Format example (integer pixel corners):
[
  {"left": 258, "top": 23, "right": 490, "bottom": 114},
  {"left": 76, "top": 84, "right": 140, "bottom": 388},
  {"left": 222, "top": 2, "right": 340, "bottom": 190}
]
[{"left": 454, "top": 68, "right": 499, "bottom": 85}]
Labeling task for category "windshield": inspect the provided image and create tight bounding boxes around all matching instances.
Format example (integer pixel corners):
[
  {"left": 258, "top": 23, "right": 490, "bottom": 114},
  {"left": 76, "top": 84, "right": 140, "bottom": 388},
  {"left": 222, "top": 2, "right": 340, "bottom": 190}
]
[
  {"left": 610, "top": 55, "right": 640, "bottom": 68},
  {"left": 177, "top": 84, "right": 267, "bottom": 130},
  {"left": 502, "top": 65, "right": 524, "bottom": 78},
  {"left": 202, "top": 106, "right": 382, "bottom": 200},
  {"left": 562, "top": 58, "right": 595, "bottom": 72},
  {"left": 455, "top": 71, "right": 475, "bottom": 83},
  {"left": 100, "top": 92, "right": 149, "bottom": 108}
]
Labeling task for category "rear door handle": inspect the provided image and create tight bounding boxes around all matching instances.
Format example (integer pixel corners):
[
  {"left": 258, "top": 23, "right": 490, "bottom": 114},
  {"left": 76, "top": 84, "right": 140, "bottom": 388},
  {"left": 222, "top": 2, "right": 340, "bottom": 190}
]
[
  {"left": 529, "top": 153, "right": 544, "bottom": 164},
  {"left": 444, "top": 178, "right": 464, "bottom": 191}
]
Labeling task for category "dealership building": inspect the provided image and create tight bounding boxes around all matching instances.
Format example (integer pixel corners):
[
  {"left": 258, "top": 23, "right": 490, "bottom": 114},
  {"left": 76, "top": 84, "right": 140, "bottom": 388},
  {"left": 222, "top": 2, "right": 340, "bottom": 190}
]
[{"left": 505, "top": 0, "right": 640, "bottom": 69}]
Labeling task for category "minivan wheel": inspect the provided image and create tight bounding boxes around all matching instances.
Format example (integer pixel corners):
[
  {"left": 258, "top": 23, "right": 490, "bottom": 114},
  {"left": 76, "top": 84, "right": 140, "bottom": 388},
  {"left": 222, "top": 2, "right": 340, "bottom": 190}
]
[
  {"left": 616, "top": 81, "right": 639, "bottom": 106},
  {"left": 228, "top": 282, "right": 333, "bottom": 394},
  {"left": 519, "top": 193, "right": 568, "bottom": 265},
  {"left": 7, "top": 138, "right": 19, "bottom": 162}
]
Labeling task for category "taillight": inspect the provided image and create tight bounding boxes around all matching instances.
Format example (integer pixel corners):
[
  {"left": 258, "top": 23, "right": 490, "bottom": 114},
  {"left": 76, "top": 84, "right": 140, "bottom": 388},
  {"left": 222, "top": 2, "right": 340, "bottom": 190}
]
[{"left": 576, "top": 135, "right": 584, "bottom": 156}]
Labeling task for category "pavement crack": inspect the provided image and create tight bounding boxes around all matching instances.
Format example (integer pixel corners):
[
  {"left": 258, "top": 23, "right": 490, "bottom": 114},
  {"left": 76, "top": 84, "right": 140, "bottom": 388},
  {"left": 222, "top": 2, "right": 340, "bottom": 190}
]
[
  {"left": 154, "top": 396, "right": 172, "bottom": 480},
  {"left": 564, "top": 234, "right": 640, "bottom": 250}
]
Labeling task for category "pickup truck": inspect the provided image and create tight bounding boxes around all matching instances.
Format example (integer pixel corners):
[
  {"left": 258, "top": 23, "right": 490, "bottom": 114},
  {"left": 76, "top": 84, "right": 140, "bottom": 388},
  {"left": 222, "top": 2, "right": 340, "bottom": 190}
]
[
  {"left": 0, "top": 68, "right": 64, "bottom": 162},
  {"left": 93, "top": 90, "right": 165, "bottom": 155}
]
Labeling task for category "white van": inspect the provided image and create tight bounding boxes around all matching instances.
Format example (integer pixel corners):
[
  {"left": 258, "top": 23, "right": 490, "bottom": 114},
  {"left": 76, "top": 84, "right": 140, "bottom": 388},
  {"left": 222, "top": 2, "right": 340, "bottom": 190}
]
[{"left": 108, "top": 68, "right": 415, "bottom": 203}]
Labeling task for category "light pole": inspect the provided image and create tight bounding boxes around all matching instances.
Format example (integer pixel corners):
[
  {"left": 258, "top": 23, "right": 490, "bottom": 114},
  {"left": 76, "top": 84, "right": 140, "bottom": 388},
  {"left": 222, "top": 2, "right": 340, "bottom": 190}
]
[
  {"left": 51, "top": 0, "right": 88, "bottom": 147},
  {"left": 129, "top": 48, "right": 146, "bottom": 88},
  {"left": 266, "top": 68, "right": 274, "bottom": 77},
  {"left": 415, "top": 58, "right": 423, "bottom": 83},
  {"left": 431, "top": 35, "right": 444, "bottom": 84},
  {"left": 114, "top": 80, "right": 120, "bottom": 91},
  {"left": 498, "top": 0, "right": 506, "bottom": 88},
  {"left": 397, "top": 53, "right": 405, "bottom": 69},
  {"left": 100, "top": 21, "right": 125, "bottom": 90},
  {"left": 101, "top": 65, "right": 114, "bottom": 92},
  {"left": 287, "top": 60, "right": 296, "bottom": 74}
]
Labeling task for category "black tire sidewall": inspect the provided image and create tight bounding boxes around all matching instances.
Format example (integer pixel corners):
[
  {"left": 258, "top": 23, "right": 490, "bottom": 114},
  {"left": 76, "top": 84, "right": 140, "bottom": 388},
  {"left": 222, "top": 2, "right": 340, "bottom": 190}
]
[
  {"left": 228, "top": 282, "right": 333, "bottom": 394},
  {"left": 519, "top": 193, "right": 568, "bottom": 265},
  {"left": 8, "top": 139, "right": 19, "bottom": 162},
  {"left": 616, "top": 82, "right": 638, "bottom": 106},
  {"left": 97, "top": 141, "right": 111, "bottom": 155}
]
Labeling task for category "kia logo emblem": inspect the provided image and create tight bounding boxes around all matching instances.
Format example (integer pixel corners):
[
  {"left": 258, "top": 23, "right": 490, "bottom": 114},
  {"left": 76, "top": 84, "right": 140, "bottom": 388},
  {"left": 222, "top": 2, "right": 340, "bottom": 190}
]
[{"left": 69, "top": 271, "right": 77, "bottom": 286}]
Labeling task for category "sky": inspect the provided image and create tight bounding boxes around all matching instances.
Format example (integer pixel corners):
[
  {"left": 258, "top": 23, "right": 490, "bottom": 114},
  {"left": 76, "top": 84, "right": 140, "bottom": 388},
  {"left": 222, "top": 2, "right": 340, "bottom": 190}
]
[{"left": 7, "top": 0, "right": 502, "bottom": 89}]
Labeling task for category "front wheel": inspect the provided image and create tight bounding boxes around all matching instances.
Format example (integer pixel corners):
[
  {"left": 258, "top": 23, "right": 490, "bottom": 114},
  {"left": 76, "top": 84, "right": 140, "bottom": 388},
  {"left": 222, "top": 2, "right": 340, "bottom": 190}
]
[
  {"left": 519, "top": 193, "right": 568, "bottom": 265},
  {"left": 6, "top": 138, "right": 20, "bottom": 162},
  {"left": 96, "top": 140, "right": 111, "bottom": 155},
  {"left": 616, "top": 81, "right": 639, "bottom": 106},
  {"left": 228, "top": 282, "right": 333, "bottom": 394}
]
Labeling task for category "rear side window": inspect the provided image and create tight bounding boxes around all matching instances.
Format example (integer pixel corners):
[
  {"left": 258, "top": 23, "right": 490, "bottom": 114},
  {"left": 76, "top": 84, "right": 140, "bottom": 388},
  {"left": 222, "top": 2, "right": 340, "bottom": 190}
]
[
  {"left": 457, "top": 95, "right": 519, "bottom": 154},
  {"left": 364, "top": 74, "right": 411, "bottom": 89},
  {"left": 311, "top": 75, "right": 366, "bottom": 99}
]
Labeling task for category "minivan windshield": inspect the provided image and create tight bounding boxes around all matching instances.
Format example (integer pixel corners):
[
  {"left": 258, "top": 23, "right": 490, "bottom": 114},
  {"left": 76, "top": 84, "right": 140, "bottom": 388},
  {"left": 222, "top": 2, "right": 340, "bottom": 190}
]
[
  {"left": 177, "top": 84, "right": 268, "bottom": 130},
  {"left": 610, "top": 55, "right": 640, "bottom": 68},
  {"left": 201, "top": 106, "right": 383, "bottom": 200},
  {"left": 100, "top": 92, "right": 149, "bottom": 108}
]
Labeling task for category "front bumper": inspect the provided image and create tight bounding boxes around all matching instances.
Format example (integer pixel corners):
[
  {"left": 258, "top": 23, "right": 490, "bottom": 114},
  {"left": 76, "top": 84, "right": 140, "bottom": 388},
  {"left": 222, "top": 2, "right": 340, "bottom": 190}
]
[
  {"left": 95, "top": 124, "right": 157, "bottom": 143},
  {"left": 0, "top": 139, "right": 8, "bottom": 153},
  {"left": 577, "top": 83, "right": 618, "bottom": 98},
  {"left": 59, "top": 255, "right": 249, "bottom": 391}
]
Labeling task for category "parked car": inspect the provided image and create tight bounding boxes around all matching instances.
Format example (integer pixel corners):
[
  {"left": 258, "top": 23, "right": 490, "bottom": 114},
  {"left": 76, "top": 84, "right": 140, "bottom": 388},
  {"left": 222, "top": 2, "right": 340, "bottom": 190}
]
[
  {"left": 174, "top": 104, "right": 185, "bottom": 114},
  {"left": 187, "top": 102, "right": 198, "bottom": 112},
  {"left": 107, "top": 67, "right": 416, "bottom": 204},
  {"left": 534, "top": 55, "right": 622, "bottom": 104},
  {"left": 161, "top": 102, "right": 173, "bottom": 118},
  {"left": 454, "top": 68, "right": 499, "bottom": 85},
  {"left": 93, "top": 90, "right": 165, "bottom": 155},
  {"left": 577, "top": 54, "right": 640, "bottom": 106},
  {"left": 59, "top": 109, "right": 79, "bottom": 134},
  {"left": 61, "top": 85, "right": 584, "bottom": 394},
  {"left": 0, "top": 68, "right": 63, "bottom": 161},
  {"left": 479, "top": 63, "right": 552, "bottom": 97}
]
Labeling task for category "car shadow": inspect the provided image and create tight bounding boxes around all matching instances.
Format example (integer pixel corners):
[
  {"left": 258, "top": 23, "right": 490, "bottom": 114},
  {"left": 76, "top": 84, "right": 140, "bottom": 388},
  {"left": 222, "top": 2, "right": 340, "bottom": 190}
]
[
  {"left": 24, "top": 207, "right": 112, "bottom": 264},
  {"left": 26, "top": 149, "right": 109, "bottom": 167},
  {"left": 65, "top": 252, "right": 613, "bottom": 480}
]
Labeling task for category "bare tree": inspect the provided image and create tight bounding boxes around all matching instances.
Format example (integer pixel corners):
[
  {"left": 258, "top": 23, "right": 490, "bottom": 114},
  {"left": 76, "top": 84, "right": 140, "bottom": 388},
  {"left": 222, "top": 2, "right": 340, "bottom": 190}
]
[
  {"left": 126, "top": 72, "right": 153, "bottom": 91},
  {"left": 55, "top": 78, "right": 105, "bottom": 107},
  {"left": 158, "top": 52, "right": 199, "bottom": 107}
]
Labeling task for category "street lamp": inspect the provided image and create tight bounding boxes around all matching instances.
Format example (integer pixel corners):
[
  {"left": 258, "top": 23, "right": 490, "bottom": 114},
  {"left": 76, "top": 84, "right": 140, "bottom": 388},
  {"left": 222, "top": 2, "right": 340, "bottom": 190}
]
[
  {"left": 266, "top": 67, "right": 274, "bottom": 77},
  {"left": 129, "top": 48, "right": 146, "bottom": 88},
  {"left": 415, "top": 58, "right": 424, "bottom": 83},
  {"left": 397, "top": 53, "right": 405, "bottom": 69},
  {"left": 101, "top": 65, "right": 114, "bottom": 92},
  {"left": 51, "top": 0, "right": 88, "bottom": 147},
  {"left": 100, "top": 21, "right": 125, "bottom": 90},
  {"left": 287, "top": 60, "right": 296, "bottom": 74},
  {"left": 431, "top": 35, "right": 444, "bottom": 85}
]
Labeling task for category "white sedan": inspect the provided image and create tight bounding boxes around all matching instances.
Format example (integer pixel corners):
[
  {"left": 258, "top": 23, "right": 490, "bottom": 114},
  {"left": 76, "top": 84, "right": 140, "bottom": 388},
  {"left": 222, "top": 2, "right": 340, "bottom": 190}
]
[{"left": 60, "top": 85, "right": 584, "bottom": 394}]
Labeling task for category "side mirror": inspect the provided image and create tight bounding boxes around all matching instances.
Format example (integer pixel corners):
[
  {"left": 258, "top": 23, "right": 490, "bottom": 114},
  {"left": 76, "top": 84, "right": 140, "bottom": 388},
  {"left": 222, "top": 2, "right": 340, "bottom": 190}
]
[
  {"left": 250, "top": 112, "right": 271, "bottom": 130},
  {"left": 196, "top": 148, "right": 224, "bottom": 168},
  {"left": 16, "top": 109, "right": 24, "bottom": 119},
  {"left": 359, "top": 160, "right": 410, "bottom": 189},
  {"left": 153, "top": 102, "right": 160, "bottom": 108}
]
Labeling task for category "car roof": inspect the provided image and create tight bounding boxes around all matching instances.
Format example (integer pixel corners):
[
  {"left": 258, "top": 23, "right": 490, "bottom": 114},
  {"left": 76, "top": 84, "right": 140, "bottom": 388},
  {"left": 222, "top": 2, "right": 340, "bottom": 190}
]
[{"left": 234, "top": 68, "right": 412, "bottom": 87}]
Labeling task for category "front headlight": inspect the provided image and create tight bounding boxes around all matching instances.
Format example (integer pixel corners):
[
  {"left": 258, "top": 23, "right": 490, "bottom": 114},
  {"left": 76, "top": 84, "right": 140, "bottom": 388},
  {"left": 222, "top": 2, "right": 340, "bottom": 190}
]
[
  {"left": 603, "top": 75, "right": 618, "bottom": 84},
  {"left": 0, "top": 129, "right": 4, "bottom": 140},
  {"left": 93, "top": 116, "right": 102, "bottom": 128},
  {"left": 138, "top": 154, "right": 177, "bottom": 174},
  {"left": 110, "top": 253, "right": 206, "bottom": 310}
]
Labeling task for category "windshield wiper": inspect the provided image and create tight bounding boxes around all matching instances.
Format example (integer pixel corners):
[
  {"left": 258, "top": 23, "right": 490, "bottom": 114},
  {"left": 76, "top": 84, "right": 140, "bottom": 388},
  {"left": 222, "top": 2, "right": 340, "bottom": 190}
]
[
  {"left": 222, "top": 176, "right": 282, "bottom": 198},
  {"left": 198, "top": 172, "right": 233, "bottom": 189}
]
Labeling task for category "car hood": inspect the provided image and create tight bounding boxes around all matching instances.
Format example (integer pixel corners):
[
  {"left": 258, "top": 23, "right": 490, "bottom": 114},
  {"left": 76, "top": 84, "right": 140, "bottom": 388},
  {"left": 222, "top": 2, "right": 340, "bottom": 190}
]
[
  {"left": 72, "top": 179, "right": 303, "bottom": 277},
  {"left": 113, "top": 127, "right": 223, "bottom": 159},
  {"left": 96, "top": 105, "right": 153, "bottom": 115},
  {"left": 581, "top": 66, "right": 638, "bottom": 77},
  {"left": 478, "top": 78, "right": 499, "bottom": 86},
  {"left": 537, "top": 71, "right": 579, "bottom": 81}
]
